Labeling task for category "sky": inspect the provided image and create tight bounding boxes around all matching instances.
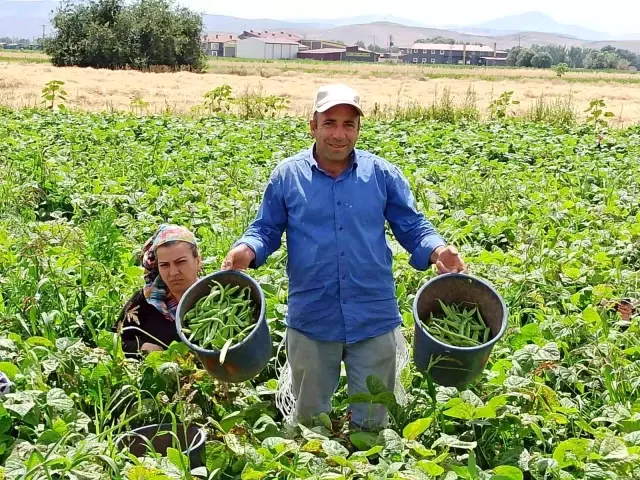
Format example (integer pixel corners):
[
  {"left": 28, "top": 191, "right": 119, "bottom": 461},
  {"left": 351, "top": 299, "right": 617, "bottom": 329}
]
[{"left": 179, "top": 0, "right": 639, "bottom": 36}]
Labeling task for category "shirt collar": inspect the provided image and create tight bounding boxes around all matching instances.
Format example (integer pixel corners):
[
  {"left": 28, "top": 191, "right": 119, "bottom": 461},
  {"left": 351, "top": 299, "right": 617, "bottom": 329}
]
[{"left": 307, "top": 144, "right": 358, "bottom": 171}]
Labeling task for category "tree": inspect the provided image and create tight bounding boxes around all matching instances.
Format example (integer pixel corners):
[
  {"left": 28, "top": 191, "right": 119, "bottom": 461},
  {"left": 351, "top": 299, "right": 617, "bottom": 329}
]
[
  {"left": 516, "top": 48, "right": 535, "bottom": 67},
  {"left": 506, "top": 47, "right": 520, "bottom": 66},
  {"left": 553, "top": 62, "right": 569, "bottom": 77},
  {"left": 531, "top": 51, "right": 553, "bottom": 68},
  {"left": 567, "top": 46, "right": 584, "bottom": 68},
  {"left": 355, "top": 40, "right": 365, "bottom": 48},
  {"left": 617, "top": 58, "right": 632, "bottom": 70},
  {"left": 45, "top": 0, "right": 205, "bottom": 71},
  {"left": 416, "top": 37, "right": 455, "bottom": 44}
]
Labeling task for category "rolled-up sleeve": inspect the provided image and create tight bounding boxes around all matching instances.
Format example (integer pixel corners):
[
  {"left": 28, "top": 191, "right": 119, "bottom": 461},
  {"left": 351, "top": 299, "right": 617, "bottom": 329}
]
[
  {"left": 384, "top": 166, "right": 446, "bottom": 271},
  {"left": 234, "top": 170, "right": 287, "bottom": 269}
]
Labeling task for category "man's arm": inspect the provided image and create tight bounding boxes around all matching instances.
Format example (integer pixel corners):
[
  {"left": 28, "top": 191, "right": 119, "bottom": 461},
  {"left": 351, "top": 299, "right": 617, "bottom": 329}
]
[
  {"left": 384, "top": 165, "right": 447, "bottom": 271},
  {"left": 228, "top": 170, "right": 287, "bottom": 269}
]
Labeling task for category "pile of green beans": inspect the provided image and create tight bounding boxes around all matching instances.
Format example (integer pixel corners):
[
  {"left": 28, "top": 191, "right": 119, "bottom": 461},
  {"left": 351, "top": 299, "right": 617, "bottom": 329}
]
[
  {"left": 181, "top": 281, "right": 256, "bottom": 362},
  {"left": 424, "top": 300, "right": 491, "bottom": 347}
]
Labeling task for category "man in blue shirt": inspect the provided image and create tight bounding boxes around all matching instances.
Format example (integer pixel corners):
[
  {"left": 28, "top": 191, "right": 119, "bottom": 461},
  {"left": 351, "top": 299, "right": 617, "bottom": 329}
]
[{"left": 222, "top": 83, "right": 466, "bottom": 430}]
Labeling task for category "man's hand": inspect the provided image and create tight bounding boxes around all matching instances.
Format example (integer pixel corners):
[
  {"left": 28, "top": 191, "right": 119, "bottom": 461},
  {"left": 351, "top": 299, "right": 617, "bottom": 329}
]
[
  {"left": 141, "top": 342, "right": 163, "bottom": 353},
  {"left": 221, "top": 244, "right": 256, "bottom": 271},
  {"left": 431, "top": 245, "right": 467, "bottom": 275}
]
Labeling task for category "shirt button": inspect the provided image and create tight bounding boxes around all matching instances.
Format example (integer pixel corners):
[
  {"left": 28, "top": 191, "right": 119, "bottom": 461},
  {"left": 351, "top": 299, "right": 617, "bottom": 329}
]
[
  {"left": 342, "top": 275, "right": 346, "bottom": 280},
  {"left": 337, "top": 201, "right": 341, "bottom": 206},
  {"left": 340, "top": 252, "right": 345, "bottom": 256},
  {"left": 343, "top": 300, "right": 347, "bottom": 304},
  {"left": 339, "top": 226, "right": 343, "bottom": 231}
]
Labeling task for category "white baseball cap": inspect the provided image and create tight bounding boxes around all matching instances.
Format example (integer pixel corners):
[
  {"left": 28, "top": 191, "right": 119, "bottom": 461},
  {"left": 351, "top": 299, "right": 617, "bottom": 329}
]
[{"left": 312, "top": 84, "right": 364, "bottom": 116}]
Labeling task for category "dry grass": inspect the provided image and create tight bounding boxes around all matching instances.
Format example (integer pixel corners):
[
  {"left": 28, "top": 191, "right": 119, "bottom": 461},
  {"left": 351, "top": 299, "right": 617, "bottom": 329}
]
[
  {"left": 1, "top": 61, "right": 640, "bottom": 123},
  {"left": 208, "top": 58, "right": 640, "bottom": 83}
]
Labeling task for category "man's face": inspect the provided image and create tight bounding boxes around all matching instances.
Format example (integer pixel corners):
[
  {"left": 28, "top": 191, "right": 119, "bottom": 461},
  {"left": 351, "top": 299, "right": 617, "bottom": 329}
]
[{"left": 310, "top": 104, "right": 360, "bottom": 163}]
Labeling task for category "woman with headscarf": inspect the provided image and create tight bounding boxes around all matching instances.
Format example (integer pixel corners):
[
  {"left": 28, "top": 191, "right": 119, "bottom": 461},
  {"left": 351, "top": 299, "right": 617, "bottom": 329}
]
[{"left": 115, "top": 224, "right": 202, "bottom": 355}]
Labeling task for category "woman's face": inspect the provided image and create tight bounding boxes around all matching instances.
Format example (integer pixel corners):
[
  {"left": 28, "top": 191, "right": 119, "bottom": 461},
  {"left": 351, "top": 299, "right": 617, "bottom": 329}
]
[{"left": 156, "top": 241, "right": 201, "bottom": 298}]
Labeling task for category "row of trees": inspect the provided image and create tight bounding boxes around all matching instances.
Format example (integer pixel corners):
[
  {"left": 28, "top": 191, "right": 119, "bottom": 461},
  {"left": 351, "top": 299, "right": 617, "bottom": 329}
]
[
  {"left": 0, "top": 37, "right": 33, "bottom": 44},
  {"left": 507, "top": 44, "right": 640, "bottom": 70},
  {"left": 45, "top": 0, "right": 205, "bottom": 71},
  {"left": 354, "top": 41, "right": 387, "bottom": 53},
  {"left": 415, "top": 37, "right": 486, "bottom": 47}
]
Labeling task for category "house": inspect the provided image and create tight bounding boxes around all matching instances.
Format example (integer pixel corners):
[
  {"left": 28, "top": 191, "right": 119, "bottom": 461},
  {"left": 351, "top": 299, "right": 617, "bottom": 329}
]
[
  {"left": 298, "top": 48, "right": 345, "bottom": 62},
  {"left": 236, "top": 37, "right": 299, "bottom": 60},
  {"left": 400, "top": 43, "right": 502, "bottom": 66},
  {"left": 239, "top": 30, "right": 303, "bottom": 43},
  {"left": 202, "top": 32, "right": 237, "bottom": 57},
  {"left": 297, "top": 45, "right": 379, "bottom": 63},
  {"left": 299, "top": 39, "right": 345, "bottom": 50},
  {"left": 478, "top": 55, "right": 508, "bottom": 66}
]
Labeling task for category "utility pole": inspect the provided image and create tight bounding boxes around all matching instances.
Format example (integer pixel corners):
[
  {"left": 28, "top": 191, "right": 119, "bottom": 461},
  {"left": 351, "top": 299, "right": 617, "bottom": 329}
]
[{"left": 41, "top": 24, "right": 46, "bottom": 47}]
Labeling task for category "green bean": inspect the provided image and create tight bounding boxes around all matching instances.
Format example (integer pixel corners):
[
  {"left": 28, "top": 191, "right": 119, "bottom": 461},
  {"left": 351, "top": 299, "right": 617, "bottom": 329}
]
[
  {"left": 422, "top": 301, "right": 491, "bottom": 348},
  {"left": 181, "top": 281, "right": 257, "bottom": 362}
]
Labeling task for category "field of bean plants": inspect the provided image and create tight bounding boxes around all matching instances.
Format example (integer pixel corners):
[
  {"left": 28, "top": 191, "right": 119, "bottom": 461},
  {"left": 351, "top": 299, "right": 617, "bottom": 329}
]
[{"left": 0, "top": 103, "right": 639, "bottom": 479}]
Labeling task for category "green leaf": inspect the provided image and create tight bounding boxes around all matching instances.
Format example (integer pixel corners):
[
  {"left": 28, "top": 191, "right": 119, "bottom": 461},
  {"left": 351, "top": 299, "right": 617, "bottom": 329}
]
[
  {"left": 402, "top": 417, "right": 432, "bottom": 440},
  {"left": 37, "top": 429, "right": 62, "bottom": 445},
  {"left": 220, "top": 411, "right": 245, "bottom": 432},
  {"left": 123, "top": 465, "right": 170, "bottom": 479},
  {"left": 25, "top": 449, "right": 45, "bottom": 471},
  {"left": 4, "top": 393, "right": 36, "bottom": 418},
  {"left": 468, "top": 449, "right": 479, "bottom": 478},
  {"left": 553, "top": 438, "right": 590, "bottom": 468},
  {"left": 535, "top": 343, "right": 560, "bottom": 362},
  {"left": 241, "top": 467, "right": 266, "bottom": 480},
  {"left": 191, "top": 467, "right": 208, "bottom": 477},
  {"left": 562, "top": 266, "right": 582, "bottom": 280},
  {"left": 343, "top": 392, "right": 374, "bottom": 406},
  {"left": 415, "top": 460, "right": 445, "bottom": 476},
  {"left": 350, "top": 431, "right": 379, "bottom": 451},
  {"left": 372, "top": 391, "right": 397, "bottom": 409},
  {"left": 322, "top": 439, "right": 349, "bottom": 457},
  {"left": 318, "top": 412, "right": 332, "bottom": 431},
  {"left": 46, "top": 388, "right": 74, "bottom": 413},
  {"left": 167, "top": 447, "right": 188, "bottom": 470},
  {"left": 0, "top": 362, "right": 19, "bottom": 380},
  {"left": 366, "top": 375, "right": 387, "bottom": 395},
  {"left": 492, "top": 465, "right": 524, "bottom": 480},
  {"left": 504, "top": 376, "right": 531, "bottom": 389},
  {"left": 377, "top": 428, "right": 403, "bottom": 456},
  {"left": 582, "top": 306, "right": 601, "bottom": 324},
  {"left": 460, "top": 390, "right": 484, "bottom": 407},
  {"left": 443, "top": 400, "right": 475, "bottom": 420},
  {"left": 475, "top": 404, "right": 498, "bottom": 419},
  {"left": 52, "top": 418, "right": 68, "bottom": 436},
  {"left": 206, "top": 441, "right": 230, "bottom": 473},
  {"left": 432, "top": 434, "right": 477, "bottom": 450},
  {"left": 599, "top": 437, "right": 628, "bottom": 460}
]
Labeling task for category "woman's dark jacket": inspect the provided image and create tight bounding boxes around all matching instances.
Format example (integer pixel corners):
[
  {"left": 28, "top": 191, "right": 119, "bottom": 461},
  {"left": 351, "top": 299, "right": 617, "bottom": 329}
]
[{"left": 114, "top": 289, "right": 180, "bottom": 355}]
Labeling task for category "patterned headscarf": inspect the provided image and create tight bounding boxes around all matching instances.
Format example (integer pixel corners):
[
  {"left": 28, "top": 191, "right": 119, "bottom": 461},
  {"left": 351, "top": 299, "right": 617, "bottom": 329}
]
[{"left": 141, "top": 224, "right": 198, "bottom": 321}]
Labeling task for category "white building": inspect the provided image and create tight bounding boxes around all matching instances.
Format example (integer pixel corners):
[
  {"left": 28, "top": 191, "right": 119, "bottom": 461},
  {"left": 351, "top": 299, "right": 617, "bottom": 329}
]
[{"left": 236, "top": 37, "right": 300, "bottom": 60}]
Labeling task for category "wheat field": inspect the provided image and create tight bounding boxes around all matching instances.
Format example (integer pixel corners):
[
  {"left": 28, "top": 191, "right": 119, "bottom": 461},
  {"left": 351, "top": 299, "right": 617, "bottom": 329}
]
[{"left": 1, "top": 59, "right": 639, "bottom": 123}]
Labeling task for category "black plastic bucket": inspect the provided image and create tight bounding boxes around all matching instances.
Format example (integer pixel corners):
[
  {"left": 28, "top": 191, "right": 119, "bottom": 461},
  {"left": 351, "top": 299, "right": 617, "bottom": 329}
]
[
  {"left": 116, "top": 423, "right": 206, "bottom": 467},
  {"left": 412, "top": 273, "right": 508, "bottom": 389},
  {"left": 176, "top": 270, "right": 271, "bottom": 383}
]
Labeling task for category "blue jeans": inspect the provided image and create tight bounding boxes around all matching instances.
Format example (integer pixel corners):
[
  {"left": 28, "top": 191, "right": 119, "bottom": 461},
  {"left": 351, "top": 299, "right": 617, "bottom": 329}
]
[{"left": 285, "top": 326, "right": 397, "bottom": 430}]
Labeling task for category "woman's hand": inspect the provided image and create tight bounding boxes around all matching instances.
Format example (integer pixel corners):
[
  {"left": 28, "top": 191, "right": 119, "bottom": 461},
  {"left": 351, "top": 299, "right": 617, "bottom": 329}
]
[{"left": 141, "top": 342, "right": 163, "bottom": 352}]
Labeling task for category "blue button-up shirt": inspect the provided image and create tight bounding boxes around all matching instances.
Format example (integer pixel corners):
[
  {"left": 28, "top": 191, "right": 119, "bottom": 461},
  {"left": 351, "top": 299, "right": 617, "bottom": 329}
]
[{"left": 236, "top": 146, "right": 446, "bottom": 344}]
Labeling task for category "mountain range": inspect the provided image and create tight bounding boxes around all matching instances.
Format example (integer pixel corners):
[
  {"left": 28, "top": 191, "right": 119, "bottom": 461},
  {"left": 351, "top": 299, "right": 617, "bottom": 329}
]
[{"left": 2, "top": 1, "right": 639, "bottom": 54}]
